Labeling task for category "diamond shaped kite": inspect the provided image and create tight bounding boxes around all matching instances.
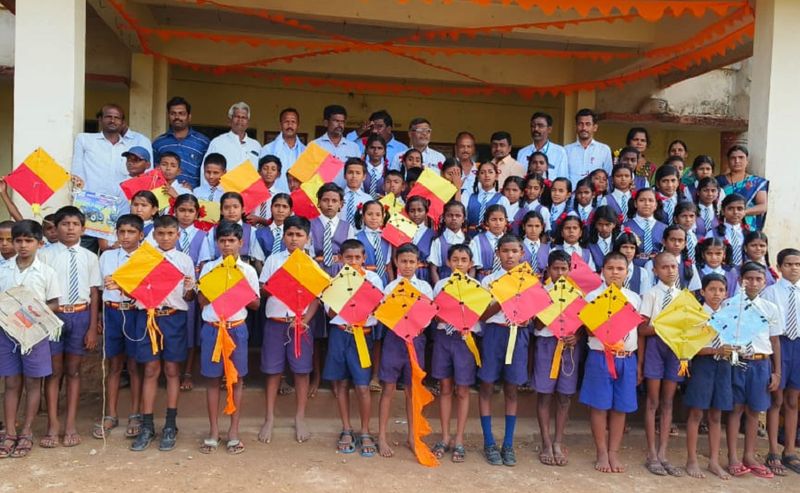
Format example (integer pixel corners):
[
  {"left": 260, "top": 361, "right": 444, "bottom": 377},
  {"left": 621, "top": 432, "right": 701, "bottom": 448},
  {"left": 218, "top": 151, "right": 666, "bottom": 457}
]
[
  {"left": 568, "top": 252, "right": 603, "bottom": 294},
  {"left": 537, "top": 276, "right": 588, "bottom": 378},
  {"left": 653, "top": 289, "right": 716, "bottom": 377},
  {"left": 406, "top": 168, "right": 456, "bottom": 225},
  {"left": 434, "top": 271, "right": 492, "bottom": 366},
  {"left": 220, "top": 161, "right": 271, "bottom": 213},
  {"left": 5, "top": 147, "right": 70, "bottom": 215},
  {"left": 380, "top": 192, "right": 404, "bottom": 216},
  {"left": 383, "top": 211, "right": 419, "bottom": 247},
  {"left": 288, "top": 142, "right": 344, "bottom": 183},
  {"left": 290, "top": 173, "right": 324, "bottom": 219},
  {"left": 120, "top": 169, "right": 171, "bottom": 210},
  {"left": 709, "top": 292, "right": 770, "bottom": 364}
]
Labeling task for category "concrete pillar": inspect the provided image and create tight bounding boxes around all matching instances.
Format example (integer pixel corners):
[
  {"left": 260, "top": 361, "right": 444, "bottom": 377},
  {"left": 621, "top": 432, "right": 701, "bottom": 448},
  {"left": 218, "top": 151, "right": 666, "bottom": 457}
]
[
  {"left": 129, "top": 54, "right": 168, "bottom": 138},
  {"left": 12, "top": 0, "right": 85, "bottom": 217},
  {"left": 746, "top": 0, "right": 800, "bottom": 252},
  {"left": 562, "top": 90, "right": 596, "bottom": 144}
]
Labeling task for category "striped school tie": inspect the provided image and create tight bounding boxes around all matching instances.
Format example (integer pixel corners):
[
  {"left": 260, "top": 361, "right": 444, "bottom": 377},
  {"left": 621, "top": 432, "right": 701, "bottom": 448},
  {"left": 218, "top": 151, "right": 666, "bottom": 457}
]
[
  {"left": 208, "top": 186, "right": 217, "bottom": 202},
  {"left": 686, "top": 232, "right": 696, "bottom": 263},
  {"left": 663, "top": 199, "right": 674, "bottom": 222},
  {"left": 369, "top": 167, "right": 380, "bottom": 199},
  {"left": 728, "top": 230, "right": 743, "bottom": 266},
  {"left": 643, "top": 221, "right": 653, "bottom": 254},
  {"left": 478, "top": 193, "right": 488, "bottom": 225},
  {"left": 67, "top": 247, "right": 80, "bottom": 305},
  {"left": 272, "top": 227, "right": 282, "bottom": 256},
  {"left": 787, "top": 285, "right": 799, "bottom": 340},
  {"left": 620, "top": 193, "right": 629, "bottom": 217},
  {"left": 180, "top": 230, "right": 190, "bottom": 253},
  {"left": 661, "top": 287, "right": 673, "bottom": 310},
  {"left": 259, "top": 201, "right": 268, "bottom": 219},
  {"left": 322, "top": 221, "right": 333, "bottom": 267},
  {"left": 491, "top": 238, "right": 502, "bottom": 273},
  {"left": 346, "top": 191, "right": 356, "bottom": 224},
  {"left": 373, "top": 232, "right": 386, "bottom": 279},
  {"left": 702, "top": 207, "right": 712, "bottom": 231}
]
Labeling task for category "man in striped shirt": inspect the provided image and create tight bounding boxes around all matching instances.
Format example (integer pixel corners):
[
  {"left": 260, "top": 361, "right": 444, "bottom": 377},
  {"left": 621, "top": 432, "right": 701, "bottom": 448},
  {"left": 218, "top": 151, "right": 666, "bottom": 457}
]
[{"left": 152, "top": 97, "right": 210, "bottom": 189}]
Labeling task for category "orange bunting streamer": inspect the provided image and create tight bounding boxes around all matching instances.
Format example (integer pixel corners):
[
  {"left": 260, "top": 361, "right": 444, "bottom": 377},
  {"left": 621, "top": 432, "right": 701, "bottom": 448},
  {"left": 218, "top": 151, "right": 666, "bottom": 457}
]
[
  {"left": 211, "top": 319, "right": 240, "bottom": 415},
  {"left": 406, "top": 341, "right": 439, "bottom": 468}
]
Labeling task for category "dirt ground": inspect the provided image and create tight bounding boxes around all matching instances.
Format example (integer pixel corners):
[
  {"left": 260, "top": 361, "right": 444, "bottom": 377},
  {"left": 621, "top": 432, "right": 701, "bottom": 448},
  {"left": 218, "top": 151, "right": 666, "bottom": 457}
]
[{"left": 0, "top": 387, "right": 794, "bottom": 493}]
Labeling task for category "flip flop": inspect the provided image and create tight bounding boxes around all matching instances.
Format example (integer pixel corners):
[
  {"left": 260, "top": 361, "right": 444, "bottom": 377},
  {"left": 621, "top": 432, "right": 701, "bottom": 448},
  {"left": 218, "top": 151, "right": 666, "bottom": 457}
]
[
  {"left": 782, "top": 453, "right": 800, "bottom": 474},
  {"left": 226, "top": 439, "right": 245, "bottom": 455},
  {"left": 662, "top": 461, "right": 684, "bottom": 477},
  {"left": 431, "top": 441, "right": 449, "bottom": 460},
  {"left": 766, "top": 453, "right": 787, "bottom": 476},
  {"left": 727, "top": 463, "right": 751, "bottom": 477},
  {"left": 199, "top": 437, "right": 218, "bottom": 454},
  {"left": 39, "top": 434, "right": 59, "bottom": 449},
  {"left": 645, "top": 459, "right": 668, "bottom": 476},
  {"left": 748, "top": 463, "right": 775, "bottom": 479},
  {"left": 62, "top": 433, "right": 82, "bottom": 448},
  {"left": 357, "top": 434, "right": 376, "bottom": 458}
]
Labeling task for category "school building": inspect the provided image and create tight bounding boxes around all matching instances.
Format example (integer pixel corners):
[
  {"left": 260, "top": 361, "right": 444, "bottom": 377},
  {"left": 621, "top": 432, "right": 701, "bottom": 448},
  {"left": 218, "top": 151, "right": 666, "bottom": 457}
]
[{"left": 0, "top": 1, "right": 797, "bottom": 249}]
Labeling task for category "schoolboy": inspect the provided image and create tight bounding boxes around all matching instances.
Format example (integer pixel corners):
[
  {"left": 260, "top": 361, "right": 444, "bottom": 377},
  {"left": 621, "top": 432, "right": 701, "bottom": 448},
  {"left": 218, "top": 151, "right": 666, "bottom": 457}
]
[
  {"left": 193, "top": 152, "right": 227, "bottom": 203},
  {"left": 312, "top": 183, "right": 356, "bottom": 277},
  {"left": 0, "top": 220, "right": 62, "bottom": 458},
  {"left": 197, "top": 220, "right": 260, "bottom": 455},
  {"left": 0, "top": 220, "right": 16, "bottom": 266},
  {"left": 248, "top": 154, "right": 283, "bottom": 225},
  {"left": 159, "top": 151, "right": 193, "bottom": 201},
  {"left": 340, "top": 158, "right": 372, "bottom": 224},
  {"left": 39, "top": 206, "right": 102, "bottom": 448},
  {"left": 323, "top": 239, "right": 383, "bottom": 457},
  {"left": 258, "top": 216, "right": 319, "bottom": 444}
]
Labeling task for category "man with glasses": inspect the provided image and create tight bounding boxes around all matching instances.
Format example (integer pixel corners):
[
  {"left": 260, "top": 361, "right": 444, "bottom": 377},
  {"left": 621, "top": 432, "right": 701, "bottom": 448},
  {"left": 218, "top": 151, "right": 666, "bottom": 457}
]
[{"left": 389, "top": 117, "right": 445, "bottom": 171}]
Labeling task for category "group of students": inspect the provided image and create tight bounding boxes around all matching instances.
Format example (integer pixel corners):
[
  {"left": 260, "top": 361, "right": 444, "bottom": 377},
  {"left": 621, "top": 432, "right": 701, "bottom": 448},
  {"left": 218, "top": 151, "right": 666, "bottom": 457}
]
[{"left": 0, "top": 135, "right": 797, "bottom": 484}]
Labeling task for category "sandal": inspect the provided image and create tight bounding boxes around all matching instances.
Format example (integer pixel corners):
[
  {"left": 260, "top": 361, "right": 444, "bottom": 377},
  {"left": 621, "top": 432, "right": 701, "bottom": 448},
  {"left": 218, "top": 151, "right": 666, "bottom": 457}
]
[
  {"left": 337, "top": 430, "right": 356, "bottom": 454},
  {"left": 539, "top": 447, "right": 555, "bottom": 466},
  {"left": 669, "top": 424, "right": 679, "bottom": 437},
  {"left": 553, "top": 444, "right": 568, "bottom": 466},
  {"left": 278, "top": 377, "right": 295, "bottom": 396},
  {"left": 645, "top": 459, "right": 668, "bottom": 476},
  {"left": 748, "top": 463, "right": 775, "bottom": 479},
  {"left": 92, "top": 416, "right": 119, "bottom": 439},
  {"left": 782, "top": 453, "right": 800, "bottom": 474},
  {"left": 10, "top": 434, "right": 32, "bottom": 458},
  {"left": 199, "top": 437, "right": 219, "bottom": 454},
  {"left": 661, "top": 461, "right": 684, "bottom": 477},
  {"left": 0, "top": 435, "right": 16, "bottom": 458},
  {"left": 226, "top": 439, "right": 245, "bottom": 455},
  {"left": 179, "top": 373, "right": 193, "bottom": 391},
  {"left": 451, "top": 444, "right": 466, "bottom": 463},
  {"left": 369, "top": 378, "right": 382, "bottom": 393},
  {"left": 727, "top": 463, "right": 751, "bottom": 477},
  {"left": 39, "top": 434, "right": 59, "bottom": 449},
  {"left": 765, "top": 453, "right": 786, "bottom": 476},
  {"left": 358, "top": 434, "right": 376, "bottom": 458},
  {"left": 431, "top": 441, "right": 449, "bottom": 460},
  {"left": 126, "top": 414, "right": 142, "bottom": 438},
  {"left": 698, "top": 420, "right": 709, "bottom": 435}
]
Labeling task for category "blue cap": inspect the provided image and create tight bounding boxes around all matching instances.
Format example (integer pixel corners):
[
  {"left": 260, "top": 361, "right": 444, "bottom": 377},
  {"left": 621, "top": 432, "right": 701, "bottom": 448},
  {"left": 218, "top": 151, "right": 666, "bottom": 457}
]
[{"left": 122, "top": 146, "right": 151, "bottom": 162}]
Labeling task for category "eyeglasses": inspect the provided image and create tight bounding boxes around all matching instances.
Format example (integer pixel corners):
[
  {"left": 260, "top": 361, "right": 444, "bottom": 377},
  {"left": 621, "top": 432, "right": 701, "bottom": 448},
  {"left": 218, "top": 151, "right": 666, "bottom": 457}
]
[{"left": 412, "top": 128, "right": 432, "bottom": 135}]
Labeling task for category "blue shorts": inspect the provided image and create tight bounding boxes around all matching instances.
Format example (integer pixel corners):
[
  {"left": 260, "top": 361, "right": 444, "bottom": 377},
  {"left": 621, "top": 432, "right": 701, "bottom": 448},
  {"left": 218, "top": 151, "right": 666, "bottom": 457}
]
[
  {"left": 378, "top": 331, "right": 425, "bottom": 386},
  {"left": 531, "top": 336, "right": 582, "bottom": 395},
  {"left": 643, "top": 336, "right": 683, "bottom": 382},
  {"left": 103, "top": 306, "right": 140, "bottom": 359},
  {"left": 781, "top": 337, "right": 800, "bottom": 391},
  {"left": 261, "top": 319, "right": 313, "bottom": 375},
  {"left": 0, "top": 331, "right": 52, "bottom": 378},
  {"left": 579, "top": 350, "right": 638, "bottom": 413},
  {"left": 430, "top": 329, "right": 477, "bottom": 387},
  {"left": 133, "top": 310, "right": 188, "bottom": 363},
  {"left": 199, "top": 321, "right": 249, "bottom": 379},
  {"left": 323, "top": 325, "right": 374, "bottom": 386},
  {"left": 477, "top": 323, "right": 530, "bottom": 386},
  {"left": 51, "top": 310, "right": 91, "bottom": 356},
  {"left": 732, "top": 358, "right": 772, "bottom": 412},
  {"left": 684, "top": 355, "right": 733, "bottom": 411}
]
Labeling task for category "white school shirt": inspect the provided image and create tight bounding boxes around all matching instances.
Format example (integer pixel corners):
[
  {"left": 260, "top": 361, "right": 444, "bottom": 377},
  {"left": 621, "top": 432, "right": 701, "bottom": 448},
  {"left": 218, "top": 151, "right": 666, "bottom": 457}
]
[
  {"left": 639, "top": 281, "right": 680, "bottom": 322},
  {"left": 429, "top": 229, "right": 466, "bottom": 268},
  {"left": 560, "top": 243, "right": 595, "bottom": 271},
  {"left": 701, "top": 303, "right": 720, "bottom": 349},
  {"left": 469, "top": 231, "right": 503, "bottom": 270},
  {"left": 192, "top": 183, "right": 226, "bottom": 203},
  {"left": 384, "top": 275, "right": 434, "bottom": 300},
  {"left": 548, "top": 201, "right": 568, "bottom": 227},
  {"left": 596, "top": 236, "right": 613, "bottom": 256},
  {"left": 564, "top": 138, "right": 613, "bottom": 187},
  {"left": 611, "top": 189, "right": 632, "bottom": 210},
  {"left": 762, "top": 278, "right": 799, "bottom": 340},
  {"left": 506, "top": 202, "right": 521, "bottom": 223},
  {"left": 135, "top": 247, "right": 194, "bottom": 311},
  {"left": 99, "top": 247, "right": 137, "bottom": 302},
  {"left": 575, "top": 203, "right": 593, "bottom": 223},
  {"left": 202, "top": 131, "right": 261, "bottom": 187},
  {"left": 39, "top": 243, "right": 102, "bottom": 305},
  {"left": 412, "top": 223, "right": 429, "bottom": 245},
  {"left": 199, "top": 256, "right": 259, "bottom": 323},
  {"left": 260, "top": 132, "right": 306, "bottom": 193},
  {"left": 516, "top": 140, "right": 569, "bottom": 180},
  {"left": 310, "top": 215, "right": 356, "bottom": 257},
  {"left": 339, "top": 188, "right": 373, "bottom": 222},
  {"left": 586, "top": 283, "right": 641, "bottom": 352},
  {"left": 327, "top": 270, "right": 384, "bottom": 327},
  {"left": 481, "top": 268, "right": 512, "bottom": 325},
  {"left": 0, "top": 257, "right": 63, "bottom": 303},
  {"left": 199, "top": 220, "right": 265, "bottom": 263},
  {"left": 620, "top": 262, "right": 654, "bottom": 295},
  {"left": 260, "top": 250, "right": 312, "bottom": 318},
  {"left": 433, "top": 276, "right": 481, "bottom": 334},
  {"left": 723, "top": 295, "right": 783, "bottom": 355},
  {"left": 389, "top": 146, "right": 446, "bottom": 172}
]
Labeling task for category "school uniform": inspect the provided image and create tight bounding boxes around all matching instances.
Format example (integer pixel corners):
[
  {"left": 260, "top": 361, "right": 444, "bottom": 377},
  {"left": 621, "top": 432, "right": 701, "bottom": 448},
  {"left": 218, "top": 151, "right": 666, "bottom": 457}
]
[
  {"left": 659, "top": 194, "right": 679, "bottom": 224},
  {"left": 695, "top": 204, "right": 718, "bottom": 238},
  {"left": 469, "top": 231, "right": 503, "bottom": 281},
  {"left": 762, "top": 278, "right": 800, "bottom": 391},
  {"left": 729, "top": 295, "right": 783, "bottom": 412},
  {"left": 199, "top": 220, "right": 265, "bottom": 264},
  {"left": 683, "top": 303, "right": 733, "bottom": 411},
  {"left": 579, "top": 284, "right": 641, "bottom": 413},
  {"left": 363, "top": 160, "right": 387, "bottom": 199},
  {"left": 428, "top": 229, "right": 466, "bottom": 280},
  {"left": 462, "top": 189, "right": 510, "bottom": 235},
  {"left": 531, "top": 281, "right": 583, "bottom": 396},
  {"left": 322, "top": 269, "right": 384, "bottom": 386},
  {"left": 552, "top": 243, "right": 596, "bottom": 271},
  {"left": 548, "top": 202, "right": 569, "bottom": 231},
  {"left": 379, "top": 276, "right": 432, "bottom": 385},
  {"left": 575, "top": 203, "right": 594, "bottom": 225},
  {"left": 99, "top": 247, "right": 142, "bottom": 359},
  {"left": 511, "top": 200, "right": 550, "bottom": 235},
  {"left": 685, "top": 228, "right": 700, "bottom": 264},
  {"left": 506, "top": 202, "right": 521, "bottom": 227},
  {"left": 633, "top": 175, "right": 649, "bottom": 192},
  {"left": 340, "top": 188, "right": 372, "bottom": 224},
  {"left": 177, "top": 225, "right": 207, "bottom": 348},
  {"left": 741, "top": 259, "right": 778, "bottom": 287},
  {"left": 256, "top": 223, "right": 287, "bottom": 260},
  {"left": 39, "top": 243, "right": 102, "bottom": 356},
  {"left": 132, "top": 247, "right": 194, "bottom": 363},
  {"left": 606, "top": 189, "right": 632, "bottom": 218},
  {"left": 192, "top": 183, "right": 225, "bottom": 203},
  {"left": 477, "top": 267, "right": 530, "bottom": 386},
  {"left": 0, "top": 258, "right": 62, "bottom": 377},
  {"left": 143, "top": 219, "right": 154, "bottom": 238},
  {"left": 356, "top": 227, "right": 392, "bottom": 287},
  {"left": 259, "top": 250, "right": 316, "bottom": 374},
  {"left": 522, "top": 238, "right": 550, "bottom": 275},
  {"left": 705, "top": 223, "right": 745, "bottom": 266},
  {"left": 640, "top": 281, "right": 684, "bottom": 382},
  {"left": 310, "top": 215, "right": 355, "bottom": 277},
  {"left": 624, "top": 215, "right": 667, "bottom": 266},
  {"left": 643, "top": 254, "right": 701, "bottom": 291},
  {"left": 431, "top": 276, "right": 480, "bottom": 386},
  {"left": 198, "top": 256, "right": 259, "bottom": 379},
  {"left": 251, "top": 184, "right": 281, "bottom": 222},
  {"left": 588, "top": 236, "right": 613, "bottom": 273},
  {"left": 622, "top": 261, "right": 653, "bottom": 297},
  {"left": 412, "top": 224, "right": 434, "bottom": 283},
  {"left": 698, "top": 265, "right": 739, "bottom": 297}
]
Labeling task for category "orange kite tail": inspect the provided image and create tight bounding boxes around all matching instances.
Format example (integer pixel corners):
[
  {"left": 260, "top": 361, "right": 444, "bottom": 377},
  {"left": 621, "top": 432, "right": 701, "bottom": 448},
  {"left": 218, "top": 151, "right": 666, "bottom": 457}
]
[
  {"left": 406, "top": 341, "right": 439, "bottom": 468},
  {"left": 211, "top": 318, "right": 240, "bottom": 415}
]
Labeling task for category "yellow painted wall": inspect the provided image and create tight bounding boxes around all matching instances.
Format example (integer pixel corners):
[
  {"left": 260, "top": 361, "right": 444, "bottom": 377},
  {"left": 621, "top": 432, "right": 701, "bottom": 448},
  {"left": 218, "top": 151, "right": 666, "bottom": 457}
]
[{"left": 600, "top": 123, "right": 722, "bottom": 171}]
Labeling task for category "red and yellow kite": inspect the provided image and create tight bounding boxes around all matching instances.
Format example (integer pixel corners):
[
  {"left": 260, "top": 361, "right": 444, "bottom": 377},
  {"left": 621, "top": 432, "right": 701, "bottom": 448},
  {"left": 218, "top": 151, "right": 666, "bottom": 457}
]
[
  {"left": 219, "top": 162, "right": 271, "bottom": 213},
  {"left": 5, "top": 148, "right": 70, "bottom": 215},
  {"left": 568, "top": 252, "right": 603, "bottom": 294},
  {"left": 288, "top": 142, "right": 344, "bottom": 183},
  {"left": 433, "top": 271, "right": 491, "bottom": 366},
  {"left": 537, "top": 276, "right": 587, "bottom": 379},
  {"left": 382, "top": 211, "right": 419, "bottom": 247},
  {"left": 120, "top": 169, "right": 170, "bottom": 210},
  {"left": 406, "top": 168, "right": 456, "bottom": 226}
]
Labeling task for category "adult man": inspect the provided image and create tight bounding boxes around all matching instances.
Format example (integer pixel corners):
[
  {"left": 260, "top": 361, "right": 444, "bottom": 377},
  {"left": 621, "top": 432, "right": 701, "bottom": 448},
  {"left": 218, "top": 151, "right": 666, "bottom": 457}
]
[
  {"left": 489, "top": 131, "right": 525, "bottom": 186},
  {"left": 312, "top": 105, "right": 360, "bottom": 188},
  {"left": 516, "top": 112, "right": 568, "bottom": 179},
  {"left": 260, "top": 107, "right": 306, "bottom": 193},
  {"left": 202, "top": 101, "right": 261, "bottom": 187},
  {"left": 454, "top": 131, "right": 478, "bottom": 194},
  {"left": 565, "top": 108, "right": 613, "bottom": 186},
  {"left": 346, "top": 109, "right": 408, "bottom": 164},
  {"left": 152, "top": 96, "right": 210, "bottom": 189},
  {"left": 72, "top": 104, "right": 140, "bottom": 197},
  {"left": 389, "top": 117, "right": 445, "bottom": 171}
]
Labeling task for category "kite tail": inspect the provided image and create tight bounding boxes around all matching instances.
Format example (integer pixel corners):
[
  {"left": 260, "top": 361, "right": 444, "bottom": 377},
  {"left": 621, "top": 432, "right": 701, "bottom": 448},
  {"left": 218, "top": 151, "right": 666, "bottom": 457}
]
[
  {"left": 406, "top": 341, "right": 439, "bottom": 468},
  {"left": 678, "top": 359, "right": 690, "bottom": 378},
  {"left": 549, "top": 339, "right": 565, "bottom": 379},
  {"left": 146, "top": 308, "right": 164, "bottom": 355},
  {"left": 211, "top": 318, "right": 240, "bottom": 415},
  {"left": 464, "top": 332, "right": 481, "bottom": 367},
  {"left": 294, "top": 314, "right": 304, "bottom": 359},
  {"left": 352, "top": 324, "right": 371, "bottom": 369},
  {"left": 504, "top": 323, "right": 518, "bottom": 365},
  {"left": 603, "top": 341, "right": 625, "bottom": 380}
]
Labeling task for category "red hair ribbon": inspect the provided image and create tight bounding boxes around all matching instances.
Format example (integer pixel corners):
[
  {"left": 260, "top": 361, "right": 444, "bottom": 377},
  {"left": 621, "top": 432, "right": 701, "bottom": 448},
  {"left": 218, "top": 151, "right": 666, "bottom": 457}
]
[
  {"left": 356, "top": 202, "right": 363, "bottom": 210},
  {"left": 197, "top": 205, "right": 207, "bottom": 219},
  {"left": 631, "top": 189, "right": 638, "bottom": 200},
  {"left": 543, "top": 179, "right": 552, "bottom": 188},
  {"left": 617, "top": 213, "right": 625, "bottom": 224},
  {"left": 623, "top": 226, "right": 633, "bottom": 235}
]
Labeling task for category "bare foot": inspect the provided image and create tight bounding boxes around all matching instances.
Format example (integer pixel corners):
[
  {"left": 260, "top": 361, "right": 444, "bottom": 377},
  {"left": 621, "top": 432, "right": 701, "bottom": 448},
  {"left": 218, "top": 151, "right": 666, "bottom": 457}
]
[
  {"left": 180, "top": 373, "right": 193, "bottom": 391},
  {"left": 540, "top": 444, "right": 555, "bottom": 466},
  {"left": 595, "top": 451, "right": 612, "bottom": 473},
  {"left": 377, "top": 437, "right": 394, "bottom": 457},
  {"left": 608, "top": 451, "right": 626, "bottom": 473},
  {"left": 308, "top": 378, "right": 319, "bottom": 398},
  {"left": 257, "top": 418, "right": 273, "bottom": 444},
  {"left": 686, "top": 460, "right": 706, "bottom": 479},
  {"left": 294, "top": 417, "right": 310, "bottom": 443},
  {"left": 553, "top": 442, "right": 568, "bottom": 466},
  {"left": 708, "top": 463, "right": 731, "bottom": 480},
  {"left": 406, "top": 439, "right": 416, "bottom": 453}
]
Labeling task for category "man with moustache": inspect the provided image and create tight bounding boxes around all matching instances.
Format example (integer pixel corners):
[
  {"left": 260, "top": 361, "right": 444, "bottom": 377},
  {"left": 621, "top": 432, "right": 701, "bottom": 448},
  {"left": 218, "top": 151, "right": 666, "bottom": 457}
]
[
  {"left": 313, "top": 105, "right": 360, "bottom": 188},
  {"left": 153, "top": 96, "right": 210, "bottom": 189},
  {"left": 516, "top": 112, "right": 568, "bottom": 180},
  {"left": 564, "top": 108, "right": 613, "bottom": 186},
  {"left": 345, "top": 109, "right": 408, "bottom": 164},
  {"left": 389, "top": 117, "right": 446, "bottom": 171},
  {"left": 203, "top": 101, "right": 261, "bottom": 187},
  {"left": 261, "top": 107, "right": 307, "bottom": 193}
]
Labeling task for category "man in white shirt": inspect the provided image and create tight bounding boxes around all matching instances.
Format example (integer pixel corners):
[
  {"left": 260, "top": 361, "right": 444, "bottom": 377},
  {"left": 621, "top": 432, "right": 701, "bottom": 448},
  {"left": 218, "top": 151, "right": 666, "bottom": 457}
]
[
  {"left": 564, "top": 108, "right": 613, "bottom": 187},
  {"left": 453, "top": 131, "right": 478, "bottom": 195},
  {"left": 489, "top": 131, "right": 525, "bottom": 187},
  {"left": 202, "top": 102, "right": 261, "bottom": 187},
  {"left": 313, "top": 105, "right": 361, "bottom": 188},
  {"left": 516, "top": 112, "right": 568, "bottom": 180},
  {"left": 389, "top": 117, "right": 445, "bottom": 171},
  {"left": 346, "top": 109, "right": 408, "bottom": 164},
  {"left": 260, "top": 107, "right": 306, "bottom": 193}
]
